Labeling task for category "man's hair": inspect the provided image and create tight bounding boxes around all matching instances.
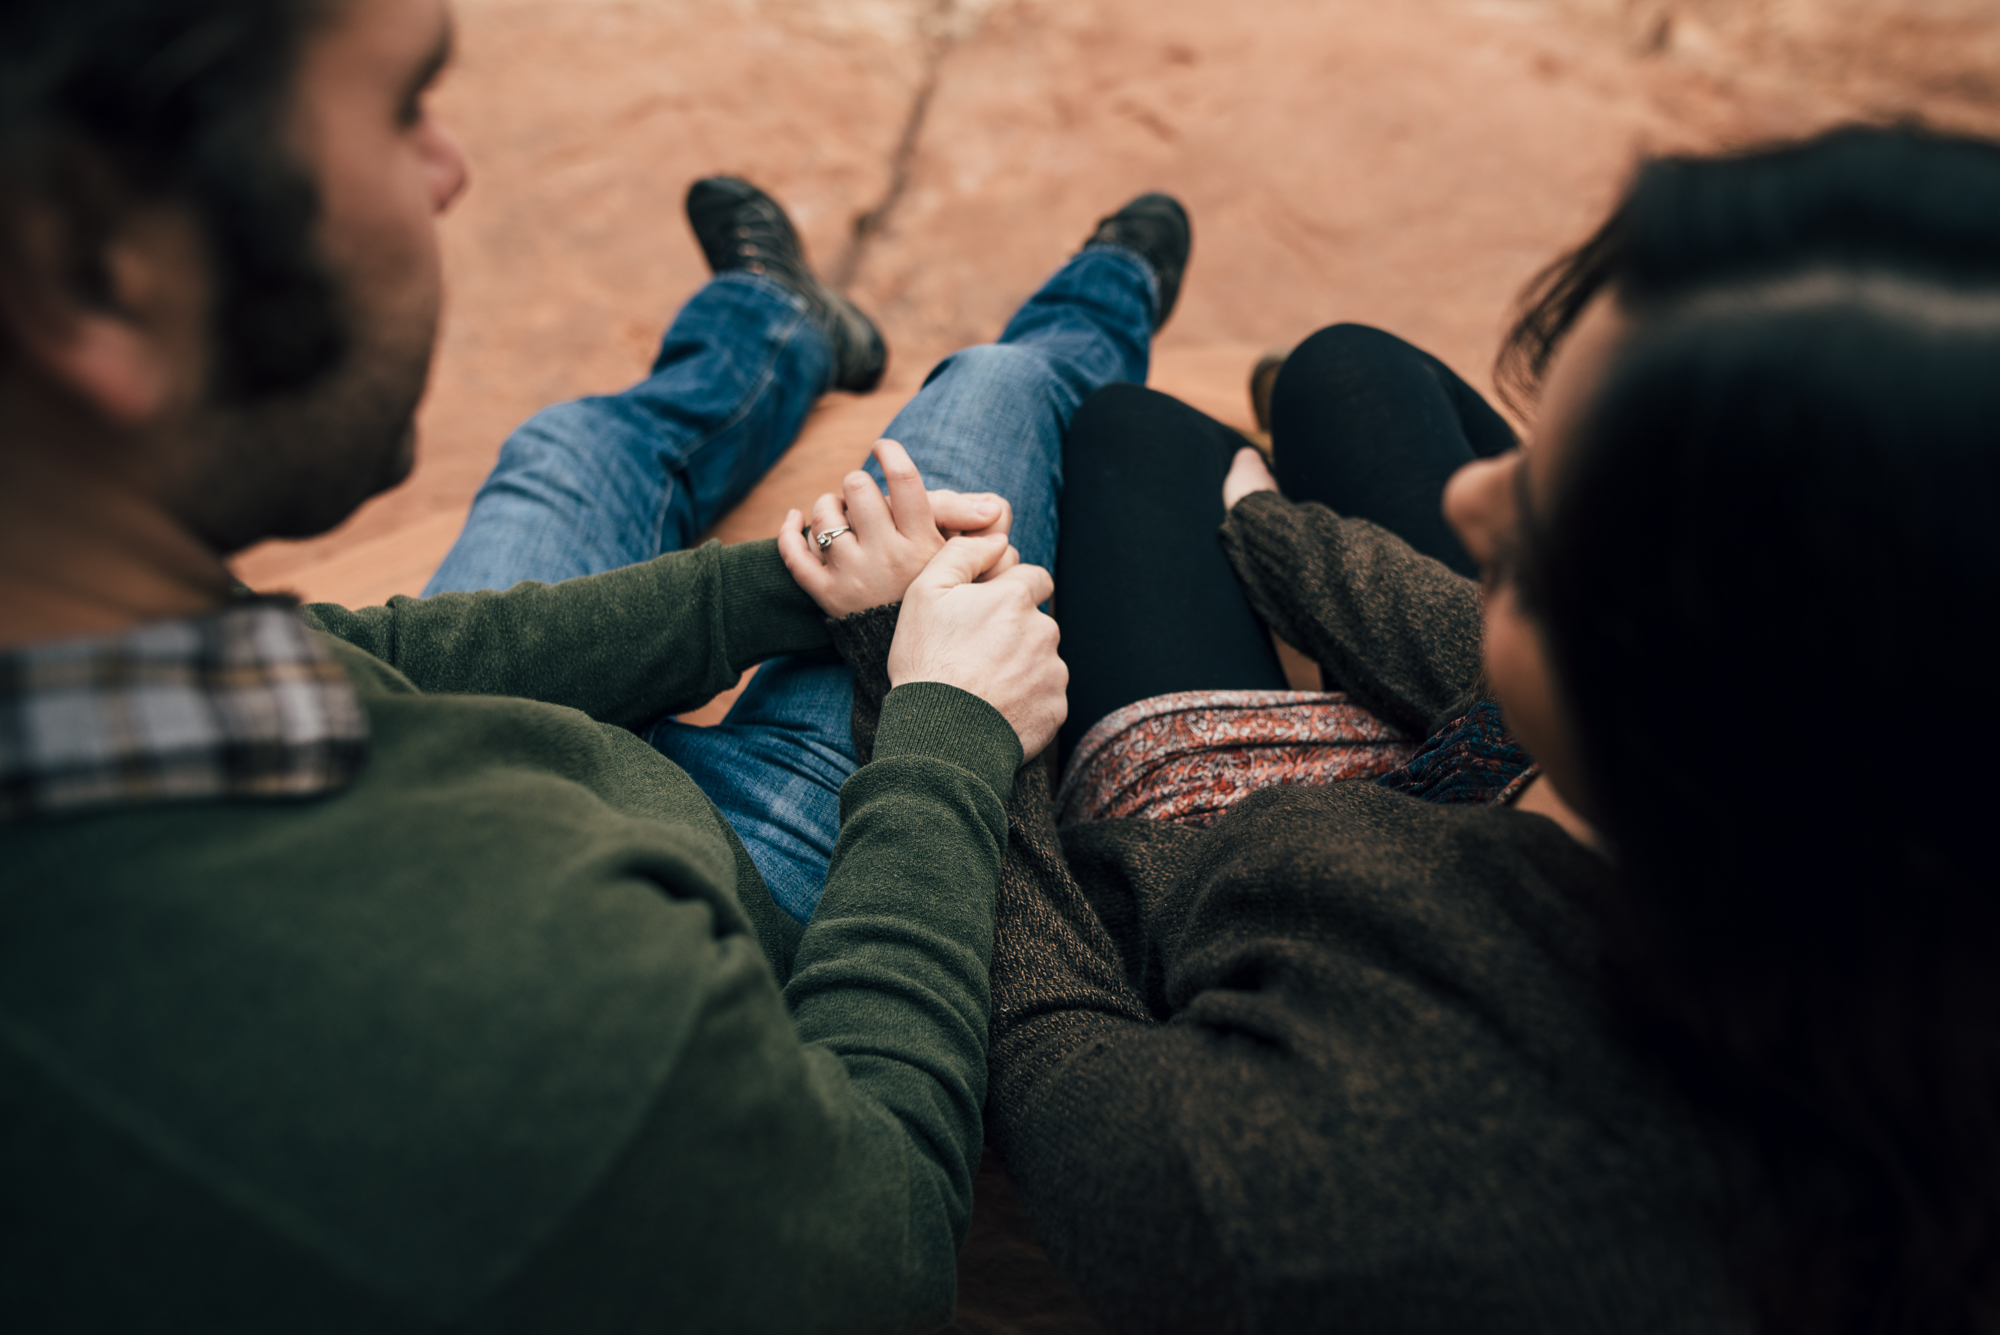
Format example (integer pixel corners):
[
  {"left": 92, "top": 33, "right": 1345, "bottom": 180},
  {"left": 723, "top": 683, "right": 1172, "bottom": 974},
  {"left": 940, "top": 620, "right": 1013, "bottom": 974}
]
[
  {"left": 1502, "top": 127, "right": 2000, "bottom": 1334},
  {"left": 0, "top": 0, "right": 346, "bottom": 400}
]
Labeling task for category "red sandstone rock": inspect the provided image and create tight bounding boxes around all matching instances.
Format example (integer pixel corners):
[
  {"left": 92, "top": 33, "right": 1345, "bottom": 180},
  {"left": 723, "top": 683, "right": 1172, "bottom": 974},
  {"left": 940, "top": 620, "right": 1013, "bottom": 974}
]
[{"left": 234, "top": 0, "right": 1998, "bottom": 611}]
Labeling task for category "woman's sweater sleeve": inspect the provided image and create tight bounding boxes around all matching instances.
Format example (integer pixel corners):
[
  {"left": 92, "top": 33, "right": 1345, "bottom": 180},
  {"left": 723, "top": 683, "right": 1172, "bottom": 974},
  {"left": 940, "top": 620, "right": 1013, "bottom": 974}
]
[{"left": 1219, "top": 491, "right": 1483, "bottom": 736}]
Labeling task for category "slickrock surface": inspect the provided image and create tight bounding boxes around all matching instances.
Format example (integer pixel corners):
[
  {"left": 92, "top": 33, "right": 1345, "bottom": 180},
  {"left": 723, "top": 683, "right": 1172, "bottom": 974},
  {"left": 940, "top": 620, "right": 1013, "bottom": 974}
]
[{"left": 234, "top": 0, "right": 1998, "bottom": 664}]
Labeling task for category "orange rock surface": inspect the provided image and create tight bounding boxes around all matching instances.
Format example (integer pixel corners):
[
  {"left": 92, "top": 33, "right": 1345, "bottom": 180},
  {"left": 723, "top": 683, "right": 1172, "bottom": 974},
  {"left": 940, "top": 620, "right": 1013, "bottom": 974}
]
[{"left": 232, "top": 0, "right": 1997, "bottom": 720}]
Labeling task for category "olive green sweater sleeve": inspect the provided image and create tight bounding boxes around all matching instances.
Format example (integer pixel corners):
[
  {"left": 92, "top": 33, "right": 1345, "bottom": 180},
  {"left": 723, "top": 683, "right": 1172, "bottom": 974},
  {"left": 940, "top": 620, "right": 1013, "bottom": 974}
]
[
  {"left": 297, "top": 539, "right": 829, "bottom": 729},
  {"left": 465, "top": 683, "right": 1021, "bottom": 1334},
  {"left": 784, "top": 682, "right": 1022, "bottom": 1308}
]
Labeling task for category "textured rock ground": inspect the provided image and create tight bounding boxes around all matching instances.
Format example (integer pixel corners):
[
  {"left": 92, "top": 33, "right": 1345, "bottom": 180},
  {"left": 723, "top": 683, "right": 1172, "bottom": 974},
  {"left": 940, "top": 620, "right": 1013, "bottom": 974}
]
[{"left": 236, "top": 0, "right": 2000, "bottom": 629}]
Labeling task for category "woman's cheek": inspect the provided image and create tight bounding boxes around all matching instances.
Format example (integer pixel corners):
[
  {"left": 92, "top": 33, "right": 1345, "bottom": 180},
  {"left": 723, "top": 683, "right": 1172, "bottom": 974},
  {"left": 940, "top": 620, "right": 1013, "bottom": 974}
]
[
  {"left": 1483, "top": 587, "right": 1559, "bottom": 764},
  {"left": 1484, "top": 586, "right": 1597, "bottom": 814}
]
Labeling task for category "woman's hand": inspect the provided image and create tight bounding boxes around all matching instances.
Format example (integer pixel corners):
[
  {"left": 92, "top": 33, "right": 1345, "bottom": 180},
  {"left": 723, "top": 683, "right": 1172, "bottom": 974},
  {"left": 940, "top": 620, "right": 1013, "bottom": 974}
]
[
  {"left": 1222, "top": 446, "right": 1280, "bottom": 510},
  {"left": 779, "top": 439, "right": 1016, "bottom": 617}
]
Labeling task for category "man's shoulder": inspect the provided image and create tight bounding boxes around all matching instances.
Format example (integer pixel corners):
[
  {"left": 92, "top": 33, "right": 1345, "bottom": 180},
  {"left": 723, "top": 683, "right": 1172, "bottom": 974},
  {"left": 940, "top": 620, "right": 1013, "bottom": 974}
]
[
  {"left": 311, "top": 624, "right": 420, "bottom": 695},
  {"left": 0, "top": 735, "right": 790, "bottom": 1320}
]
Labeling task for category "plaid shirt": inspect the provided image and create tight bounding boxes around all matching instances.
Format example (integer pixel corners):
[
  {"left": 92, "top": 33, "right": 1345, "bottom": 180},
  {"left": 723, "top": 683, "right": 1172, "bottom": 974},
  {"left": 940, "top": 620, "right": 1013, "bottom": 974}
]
[{"left": 0, "top": 599, "right": 368, "bottom": 821}]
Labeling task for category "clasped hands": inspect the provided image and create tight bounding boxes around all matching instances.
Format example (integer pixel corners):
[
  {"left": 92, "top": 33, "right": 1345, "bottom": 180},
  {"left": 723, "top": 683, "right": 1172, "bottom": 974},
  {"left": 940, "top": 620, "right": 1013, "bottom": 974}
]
[{"left": 777, "top": 440, "right": 1066, "bottom": 757}]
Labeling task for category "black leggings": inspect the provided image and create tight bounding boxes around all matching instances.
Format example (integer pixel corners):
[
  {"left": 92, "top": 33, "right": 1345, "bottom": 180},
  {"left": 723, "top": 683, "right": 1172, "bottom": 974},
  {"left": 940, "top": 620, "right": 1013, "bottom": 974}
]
[{"left": 1054, "top": 323, "right": 1516, "bottom": 759}]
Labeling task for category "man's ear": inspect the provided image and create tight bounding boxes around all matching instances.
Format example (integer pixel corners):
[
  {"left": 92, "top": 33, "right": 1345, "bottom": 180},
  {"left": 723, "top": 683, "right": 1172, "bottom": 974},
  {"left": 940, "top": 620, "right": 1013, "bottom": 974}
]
[{"left": 0, "top": 190, "right": 211, "bottom": 427}]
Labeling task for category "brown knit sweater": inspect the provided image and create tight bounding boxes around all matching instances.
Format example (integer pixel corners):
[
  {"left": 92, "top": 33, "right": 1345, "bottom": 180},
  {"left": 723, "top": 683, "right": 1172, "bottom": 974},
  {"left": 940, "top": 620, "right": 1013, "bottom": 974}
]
[{"left": 832, "top": 493, "right": 1738, "bottom": 1335}]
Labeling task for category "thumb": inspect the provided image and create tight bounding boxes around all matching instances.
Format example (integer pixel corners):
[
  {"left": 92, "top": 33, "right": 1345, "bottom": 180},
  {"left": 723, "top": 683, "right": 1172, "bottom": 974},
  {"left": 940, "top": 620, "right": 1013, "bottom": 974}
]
[
  {"left": 929, "top": 490, "right": 1005, "bottom": 534},
  {"left": 988, "top": 559, "right": 1055, "bottom": 606},
  {"left": 911, "top": 533, "right": 1012, "bottom": 593},
  {"left": 973, "top": 543, "right": 1022, "bottom": 582}
]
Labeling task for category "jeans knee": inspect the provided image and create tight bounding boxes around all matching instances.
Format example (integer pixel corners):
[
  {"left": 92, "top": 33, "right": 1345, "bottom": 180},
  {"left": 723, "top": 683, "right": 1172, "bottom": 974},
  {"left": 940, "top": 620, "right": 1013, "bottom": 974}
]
[
  {"left": 925, "top": 342, "right": 1058, "bottom": 397},
  {"left": 489, "top": 397, "right": 656, "bottom": 492},
  {"left": 495, "top": 402, "right": 590, "bottom": 470}
]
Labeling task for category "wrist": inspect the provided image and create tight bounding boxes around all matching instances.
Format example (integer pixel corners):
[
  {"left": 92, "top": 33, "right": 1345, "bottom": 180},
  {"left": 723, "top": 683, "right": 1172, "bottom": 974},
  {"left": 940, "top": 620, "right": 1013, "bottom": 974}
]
[{"left": 874, "top": 681, "right": 1023, "bottom": 793}]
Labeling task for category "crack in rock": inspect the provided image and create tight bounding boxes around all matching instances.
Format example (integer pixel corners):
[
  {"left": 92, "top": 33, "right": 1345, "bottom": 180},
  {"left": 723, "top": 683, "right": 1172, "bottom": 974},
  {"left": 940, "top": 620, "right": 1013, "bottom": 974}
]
[{"left": 830, "top": 0, "right": 984, "bottom": 291}]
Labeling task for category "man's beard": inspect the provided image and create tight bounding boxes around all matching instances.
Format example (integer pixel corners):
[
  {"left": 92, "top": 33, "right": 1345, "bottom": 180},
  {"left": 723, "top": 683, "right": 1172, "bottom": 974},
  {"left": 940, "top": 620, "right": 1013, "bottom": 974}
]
[{"left": 192, "top": 277, "right": 436, "bottom": 554}]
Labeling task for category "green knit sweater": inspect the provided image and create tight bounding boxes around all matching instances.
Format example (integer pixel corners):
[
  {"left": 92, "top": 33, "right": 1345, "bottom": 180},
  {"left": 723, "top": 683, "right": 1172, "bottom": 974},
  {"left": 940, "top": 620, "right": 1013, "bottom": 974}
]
[{"left": 0, "top": 539, "right": 1021, "bottom": 1333}]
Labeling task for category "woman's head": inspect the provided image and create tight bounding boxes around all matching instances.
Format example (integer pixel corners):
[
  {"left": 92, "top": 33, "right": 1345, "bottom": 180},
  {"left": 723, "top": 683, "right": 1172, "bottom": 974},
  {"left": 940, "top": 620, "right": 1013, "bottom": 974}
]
[
  {"left": 1451, "top": 126, "right": 2000, "bottom": 1333},
  {"left": 1442, "top": 291, "right": 1625, "bottom": 820}
]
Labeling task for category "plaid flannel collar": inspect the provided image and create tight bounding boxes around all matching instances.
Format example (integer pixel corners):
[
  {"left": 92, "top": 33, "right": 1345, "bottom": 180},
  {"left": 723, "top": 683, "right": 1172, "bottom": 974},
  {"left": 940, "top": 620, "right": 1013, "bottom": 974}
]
[{"left": 0, "top": 598, "right": 368, "bottom": 821}]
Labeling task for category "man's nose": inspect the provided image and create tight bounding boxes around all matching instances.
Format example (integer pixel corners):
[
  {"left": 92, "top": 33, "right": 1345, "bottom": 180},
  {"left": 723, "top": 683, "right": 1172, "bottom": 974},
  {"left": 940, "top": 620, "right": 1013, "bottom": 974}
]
[{"left": 426, "top": 122, "right": 470, "bottom": 214}]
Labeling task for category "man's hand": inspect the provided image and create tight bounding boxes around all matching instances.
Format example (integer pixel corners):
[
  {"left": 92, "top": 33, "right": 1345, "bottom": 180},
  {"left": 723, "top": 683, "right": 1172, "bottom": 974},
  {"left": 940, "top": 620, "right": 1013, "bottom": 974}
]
[
  {"left": 1222, "top": 445, "right": 1280, "bottom": 510},
  {"left": 889, "top": 535, "right": 1066, "bottom": 759},
  {"left": 779, "top": 439, "right": 1013, "bottom": 617}
]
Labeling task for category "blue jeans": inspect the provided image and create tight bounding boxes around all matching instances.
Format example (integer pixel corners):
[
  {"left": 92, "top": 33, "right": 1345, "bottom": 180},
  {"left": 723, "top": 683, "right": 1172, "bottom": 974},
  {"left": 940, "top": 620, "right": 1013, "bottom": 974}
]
[{"left": 428, "top": 249, "right": 1155, "bottom": 921}]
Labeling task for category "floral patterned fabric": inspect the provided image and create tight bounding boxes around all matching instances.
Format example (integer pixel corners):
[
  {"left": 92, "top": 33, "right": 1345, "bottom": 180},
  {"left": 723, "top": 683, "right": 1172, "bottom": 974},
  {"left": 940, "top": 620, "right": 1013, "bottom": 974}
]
[{"left": 1055, "top": 689, "right": 1417, "bottom": 828}]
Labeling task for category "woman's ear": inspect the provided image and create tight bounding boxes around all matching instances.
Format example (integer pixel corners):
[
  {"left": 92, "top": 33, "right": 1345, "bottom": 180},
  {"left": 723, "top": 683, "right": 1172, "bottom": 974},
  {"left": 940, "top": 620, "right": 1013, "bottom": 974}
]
[{"left": 0, "top": 192, "right": 210, "bottom": 427}]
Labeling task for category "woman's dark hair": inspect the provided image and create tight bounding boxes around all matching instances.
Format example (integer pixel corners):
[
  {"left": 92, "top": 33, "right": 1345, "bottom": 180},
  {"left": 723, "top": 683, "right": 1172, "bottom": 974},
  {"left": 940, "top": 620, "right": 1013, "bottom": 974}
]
[
  {"left": 1502, "top": 126, "right": 2000, "bottom": 1333},
  {"left": 0, "top": 0, "right": 345, "bottom": 400}
]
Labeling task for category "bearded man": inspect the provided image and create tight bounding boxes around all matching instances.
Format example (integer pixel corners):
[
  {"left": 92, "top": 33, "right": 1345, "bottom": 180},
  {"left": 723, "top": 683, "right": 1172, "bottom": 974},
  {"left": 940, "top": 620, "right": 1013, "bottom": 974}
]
[{"left": 0, "top": 0, "right": 1194, "bottom": 1327}]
